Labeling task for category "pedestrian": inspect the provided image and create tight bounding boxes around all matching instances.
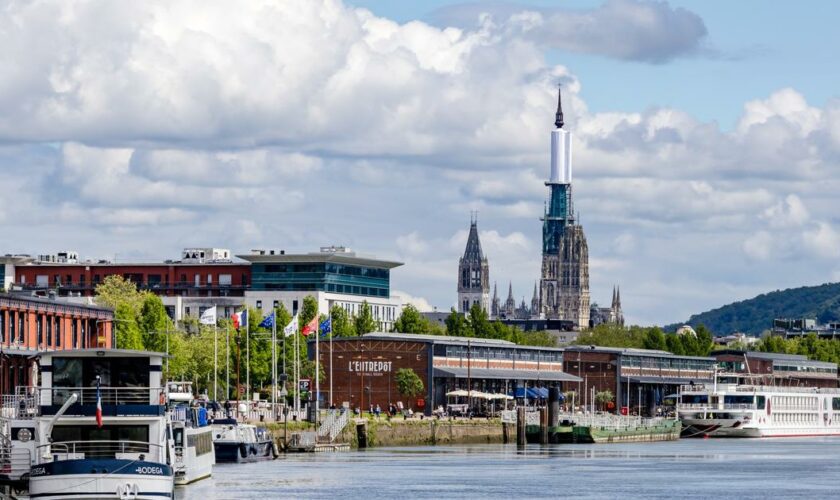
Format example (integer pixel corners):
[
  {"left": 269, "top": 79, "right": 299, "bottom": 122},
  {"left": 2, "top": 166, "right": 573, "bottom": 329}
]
[
  {"left": 224, "top": 399, "right": 231, "bottom": 418},
  {"left": 375, "top": 404, "right": 381, "bottom": 419}
]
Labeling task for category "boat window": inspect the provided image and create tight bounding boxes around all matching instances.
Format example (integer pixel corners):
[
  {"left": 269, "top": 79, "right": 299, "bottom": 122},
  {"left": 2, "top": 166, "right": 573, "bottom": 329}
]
[
  {"left": 681, "top": 395, "right": 707, "bottom": 404},
  {"left": 52, "top": 357, "right": 150, "bottom": 388},
  {"left": 723, "top": 395, "right": 754, "bottom": 405},
  {"left": 756, "top": 396, "right": 766, "bottom": 410},
  {"left": 833, "top": 398, "right": 840, "bottom": 411},
  {"left": 51, "top": 425, "right": 150, "bottom": 457}
]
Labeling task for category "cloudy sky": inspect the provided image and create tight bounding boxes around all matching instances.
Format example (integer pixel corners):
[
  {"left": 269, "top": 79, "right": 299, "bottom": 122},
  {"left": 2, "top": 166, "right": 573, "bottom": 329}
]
[{"left": 1, "top": 0, "right": 838, "bottom": 326}]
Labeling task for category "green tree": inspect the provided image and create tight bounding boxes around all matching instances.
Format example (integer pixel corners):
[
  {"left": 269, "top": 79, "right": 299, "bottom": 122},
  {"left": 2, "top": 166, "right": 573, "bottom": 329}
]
[
  {"left": 665, "top": 334, "right": 686, "bottom": 355},
  {"left": 139, "top": 294, "right": 173, "bottom": 353},
  {"left": 354, "top": 301, "right": 378, "bottom": 335},
  {"left": 692, "top": 324, "right": 714, "bottom": 356},
  {"left": 329, "top": 304, "right": 356, "bottom": 337},
  {"left": 445, "top": 308, "right": 469, "bottom": 336},
  {"left": 114, "top": 302, "right": 144, "bottom": 350},
  {"left": 595, "top": 390, "right": 615, "bottom": 412},
  {"left": 95, "top": 275, "right": 146, "bottom": 313},
  {"left": 642, "top": 328, "right": 667, "bottom": 351},
  {"left": 467, "top": 303, "right": 491, "bottom": 338},
  {"left": 394, "top": 304, "right": 426, "bottom": 334},
  {"left": 395, "top": 368, "right": 425, "bottom": 409}
]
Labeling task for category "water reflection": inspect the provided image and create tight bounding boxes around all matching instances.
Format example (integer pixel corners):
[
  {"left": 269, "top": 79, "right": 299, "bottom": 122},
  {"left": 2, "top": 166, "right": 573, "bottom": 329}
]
[{"left": 177, "top": 439, "right": 840, "bottom": 499}]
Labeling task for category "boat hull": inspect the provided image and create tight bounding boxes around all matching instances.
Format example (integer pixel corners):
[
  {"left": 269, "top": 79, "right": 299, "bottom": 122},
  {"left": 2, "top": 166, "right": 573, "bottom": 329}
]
[
  {"left": 213, "top": 441, "right": 274, "bottom": 463},
  {"left": 29, "top": 459, "right": 174, "bottom": 499}
]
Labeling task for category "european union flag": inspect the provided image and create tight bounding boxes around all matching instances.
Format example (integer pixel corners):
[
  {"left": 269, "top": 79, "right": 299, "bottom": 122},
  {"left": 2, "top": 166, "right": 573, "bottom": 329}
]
[
  {"left": 319, "top": 318, "right": 331, "bottom": 337},
  {"left": 259, "top": 313, "right": 275, "bottom": 329}
]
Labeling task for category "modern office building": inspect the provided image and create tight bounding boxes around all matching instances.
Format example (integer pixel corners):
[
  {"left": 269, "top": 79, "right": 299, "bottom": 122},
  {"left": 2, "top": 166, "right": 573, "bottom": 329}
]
[
  {"left": 239, "top": 246, "right": 403, "bottom": 331},
  {"left": 0, "top": 293, "right": 114, "bottom": 392},
  {"left": 1, "top": 245, "right": 404, "bottom": 330}
]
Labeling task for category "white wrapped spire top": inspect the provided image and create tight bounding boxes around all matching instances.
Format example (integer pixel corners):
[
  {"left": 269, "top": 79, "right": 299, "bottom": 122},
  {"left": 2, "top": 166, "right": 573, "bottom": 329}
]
[{"left": 549, "top": 85, "right": 572, "bottom": 184}]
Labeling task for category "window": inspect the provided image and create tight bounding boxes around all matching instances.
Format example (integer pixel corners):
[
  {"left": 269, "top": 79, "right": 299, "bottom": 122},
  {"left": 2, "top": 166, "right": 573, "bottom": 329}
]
[
  {"left": 72, "top": 320, "right": 78, "bottom": 347},
  {"left": 0, "top": 311, "right": 4, "bottom": 343},
  {"left": 80, "top": 275, "right": 86, "bottom": 286},
  {"left": 65, "top": 274, "right": 72, "bottom": 285},
  {"left": 219, "top": 274, "right": 232, "bottom": 286},
  {"left": 36, "top": 275, "right": 48, "bottom": 287},
  {"left": 256, "top": 300, "right": 263, "bottom": 309},
  {"left": 273, "top": 300, "right": 279, "bottom": 308},
  {"left": 292, "top": 300, "right": 299, "bottom": 315},
  {"left": 93, "top": 274, "right": 100, "bottom": 284},
  {"left": 9, "top": 311, "right": 16, "bottom": 343},
  {"left": 46, "top": 316, "right": 53, "bottom": 346},
  {"left": 37, "top": 315, "right": 43, "bottom": 345},
  {"left": 56, "top": 317, "right": 61, "bottom": 347}
]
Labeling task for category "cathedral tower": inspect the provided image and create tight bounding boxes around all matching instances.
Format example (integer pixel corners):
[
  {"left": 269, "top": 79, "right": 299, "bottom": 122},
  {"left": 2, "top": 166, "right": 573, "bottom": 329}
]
[
  {"left": 458, "top": 215, "right": 490, "bottom": 313},
  {"left": 539, "top": 86, "right": 590, "bottom": 328}
]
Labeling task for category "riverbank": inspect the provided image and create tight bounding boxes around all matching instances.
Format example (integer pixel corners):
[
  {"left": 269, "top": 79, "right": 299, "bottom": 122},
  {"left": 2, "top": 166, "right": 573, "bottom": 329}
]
[{"left": 266, "top": 417, "right": 505, "bottom": 449}]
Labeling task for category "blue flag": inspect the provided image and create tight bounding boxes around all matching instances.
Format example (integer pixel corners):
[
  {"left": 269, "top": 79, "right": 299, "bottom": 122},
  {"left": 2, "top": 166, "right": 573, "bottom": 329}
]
[
  {"left": 259, "top": 313, "right": 274, "bottom": 329},
  {"left": 319, "top": 318, "right": 331, "bottom": 337}
]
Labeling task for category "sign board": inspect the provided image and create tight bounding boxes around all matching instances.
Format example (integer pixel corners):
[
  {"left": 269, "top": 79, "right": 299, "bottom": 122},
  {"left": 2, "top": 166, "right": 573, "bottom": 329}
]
[{"left": 299, "top": 378, "right": 311, "bottom": 393}]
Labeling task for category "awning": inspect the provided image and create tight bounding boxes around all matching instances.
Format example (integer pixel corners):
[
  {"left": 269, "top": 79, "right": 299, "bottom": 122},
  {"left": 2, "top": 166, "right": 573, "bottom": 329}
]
[
  {"left": 513, "top": 387, "right": 552, "bottom": 399},
  {"left": 625, "top": 376, "right": 712, "bottom": 385},
  {"left": 434, "top": 367, "right": 582, "bottom": 383}
]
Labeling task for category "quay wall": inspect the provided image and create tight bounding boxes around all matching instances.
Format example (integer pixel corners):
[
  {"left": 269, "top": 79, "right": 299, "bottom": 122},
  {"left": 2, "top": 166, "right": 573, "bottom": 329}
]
[{"left": 347, "top": 419, "right": 504, "bottom": 448}]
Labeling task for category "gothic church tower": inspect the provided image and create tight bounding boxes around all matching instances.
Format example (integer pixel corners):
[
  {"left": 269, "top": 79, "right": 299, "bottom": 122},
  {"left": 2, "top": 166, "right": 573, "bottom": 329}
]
[
  {"left": 458, "top": 215, "right": 490, "bottom": 313},
  {"left": 539, "top": 86, "right": 590, "bottom": 328}
]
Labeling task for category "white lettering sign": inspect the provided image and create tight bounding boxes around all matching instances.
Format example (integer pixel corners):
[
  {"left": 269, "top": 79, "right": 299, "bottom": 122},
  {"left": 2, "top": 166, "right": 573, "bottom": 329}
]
[{"left": 348, "top": 360, "right": 393, "bottom": 373}]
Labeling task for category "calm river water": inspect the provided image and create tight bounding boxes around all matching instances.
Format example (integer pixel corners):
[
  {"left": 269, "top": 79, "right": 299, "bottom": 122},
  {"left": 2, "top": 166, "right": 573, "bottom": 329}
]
[{"left": 177, "top": 439, "right": 840, "bottom": 499}]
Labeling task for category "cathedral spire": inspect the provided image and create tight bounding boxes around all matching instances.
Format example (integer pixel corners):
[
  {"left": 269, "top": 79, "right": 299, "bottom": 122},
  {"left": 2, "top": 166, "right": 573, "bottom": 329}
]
[
  {"left": 554, "top": 84, "right": 564, "bottom": 129},
  {"left": 507, "top": 281, "right": 514, "bottom": 302},
  {"left": 616, "top": 286, "right": 621, "bottom": 308},
  {"left": 462, "top": 214, "right": 484, "bottom": 261}
]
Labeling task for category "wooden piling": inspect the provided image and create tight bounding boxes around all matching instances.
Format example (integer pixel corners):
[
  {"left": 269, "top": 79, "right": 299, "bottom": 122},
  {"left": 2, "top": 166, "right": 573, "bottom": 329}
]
[
  {"left": 539, "top": 407, "right": 548, "bottom": 445},
  {"left": 516, "top": 407, "right": 526, "bottom": 447}
]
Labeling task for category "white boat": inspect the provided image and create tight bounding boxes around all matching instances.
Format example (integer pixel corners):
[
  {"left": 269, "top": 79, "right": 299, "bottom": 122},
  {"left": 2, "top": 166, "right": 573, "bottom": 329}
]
[
  {"left": 167, "top": 381, "right": 215, "bottom": 485},
  {"left": 211, "top": 416, "right": 277, "bottom": 463},
  {"left": 3, "top": 349, "right": 175, "bottom": 499},
  {"left": 677, "top": 382, "right": 840, "bottom": 438}
]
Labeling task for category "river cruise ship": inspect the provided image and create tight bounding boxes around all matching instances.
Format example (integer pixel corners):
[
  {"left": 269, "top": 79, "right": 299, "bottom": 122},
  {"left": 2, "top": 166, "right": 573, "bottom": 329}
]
[{"left": 677, "top": 382, "right": 840, "bottom": 438}]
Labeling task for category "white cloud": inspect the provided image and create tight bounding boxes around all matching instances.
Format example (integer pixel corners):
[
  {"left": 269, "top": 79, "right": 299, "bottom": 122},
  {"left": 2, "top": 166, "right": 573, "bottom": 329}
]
[
  {"left": 431, "top": 0, "right": 709, "bottom": 63},
  {"left": 0, "top": 0, "right": 838, "bottom": 326},
  {"left": 392, "top": 290, "right": 435, "bottom": 313}
]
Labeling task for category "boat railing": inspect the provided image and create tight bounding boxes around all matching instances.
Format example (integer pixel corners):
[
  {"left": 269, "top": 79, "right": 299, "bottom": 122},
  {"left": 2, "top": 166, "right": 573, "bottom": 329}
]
[
  {"left": 1, "top": 393, "right": 39, "bottom": 419},
  {"left": 31, "top": 386, "right": 166, "bottom": 406},
  {"left": 677, "top": 403, "right": 754, "bottom": 410},
  {"left": 0, "top": 446, "right": 32, "bottom": 481},
  {"left": 680, "top": 384, "right": 706, "bottom": 393},
  {"left": 36, "top": 440, "right": 164, "bottom": 464}
]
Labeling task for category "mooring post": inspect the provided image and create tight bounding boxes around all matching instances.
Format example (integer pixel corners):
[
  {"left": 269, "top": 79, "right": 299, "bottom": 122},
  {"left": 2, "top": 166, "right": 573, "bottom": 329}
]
[
  {"left": 516, "top": 406, "right": 526, "bottom": 447},
  {"left": 539, "top": 407, "right": 548, "bottom": 445}
]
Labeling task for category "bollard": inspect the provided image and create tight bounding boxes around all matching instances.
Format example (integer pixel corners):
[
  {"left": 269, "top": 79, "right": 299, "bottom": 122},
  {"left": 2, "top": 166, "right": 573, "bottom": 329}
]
[
  {"left": 539, "top": 407, "right": 548, "bottom": 445},
  {"left": 516, "top": 407, "right": 526, "bottom": 447},
  {"left": 548, "top": 387, "right": 560, "bottom": 428}
]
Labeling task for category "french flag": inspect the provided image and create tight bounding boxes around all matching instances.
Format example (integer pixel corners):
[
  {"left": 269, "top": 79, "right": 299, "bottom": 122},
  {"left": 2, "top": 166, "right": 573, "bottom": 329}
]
[
  {"left": 232, "top": 310, "right": 248, "bottom": 330},
  {"left": 95, "top": 376, "right": 103, "bottom": 428}
]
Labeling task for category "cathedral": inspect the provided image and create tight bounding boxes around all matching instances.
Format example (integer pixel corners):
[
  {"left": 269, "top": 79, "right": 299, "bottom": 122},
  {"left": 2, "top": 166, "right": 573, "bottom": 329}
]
[
  {"left": 455, "top": 87, "right": 623, "bottom": 329},
  {"left": 539, "top": 86, "right": 590, "bottom": 328},
  {"left": 457, "top": 215, "right": 490, "bottom": 313}
]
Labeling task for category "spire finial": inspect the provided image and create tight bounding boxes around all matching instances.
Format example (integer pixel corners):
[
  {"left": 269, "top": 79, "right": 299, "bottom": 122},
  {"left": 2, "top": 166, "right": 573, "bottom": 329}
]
[{"left": 554, "top": 84, "right": 564, "bottom": 129}]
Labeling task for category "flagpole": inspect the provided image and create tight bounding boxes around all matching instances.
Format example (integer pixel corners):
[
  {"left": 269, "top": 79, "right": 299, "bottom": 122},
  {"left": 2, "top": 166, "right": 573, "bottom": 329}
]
[
  {"left": 246, "top": 310, "right": 250, "bottom": 403},
  {"left": 329, "top": 308, "right": 333, "bottom": 407},
  {"left": 226, "top": 322, "right": 230, "bottom": 401},
  {"left": 213, "top": 322, "right": 218, "bottom": 402},
  {"left": 271, "top": 309, "right": 277, "bottom": 414},
  {"left": 315, "top": 313, "right": 320, "bottom": 428}
]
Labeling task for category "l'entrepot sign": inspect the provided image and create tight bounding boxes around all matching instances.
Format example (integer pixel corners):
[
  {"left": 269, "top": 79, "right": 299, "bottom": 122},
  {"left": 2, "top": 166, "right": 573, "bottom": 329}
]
[{"left": 348, "top": 360, "right": 393, "bottom": 377}]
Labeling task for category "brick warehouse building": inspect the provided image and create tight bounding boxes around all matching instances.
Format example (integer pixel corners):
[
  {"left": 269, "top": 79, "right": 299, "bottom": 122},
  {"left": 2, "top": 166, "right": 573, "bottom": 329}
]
[
  {"left": 0, "top": 293, "right": 114, "bottom": 393},
  {"left": 562, "top": 346, "right": 716, "bottom": 416},
  {"left": 309, "top": 332, "right": 581, "bottom": 415}
]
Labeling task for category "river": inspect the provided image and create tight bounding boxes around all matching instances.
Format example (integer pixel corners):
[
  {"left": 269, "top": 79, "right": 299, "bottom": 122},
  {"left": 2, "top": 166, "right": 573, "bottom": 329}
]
[{"left": 177, "top": 439, "right": 840, "bottom": 499}]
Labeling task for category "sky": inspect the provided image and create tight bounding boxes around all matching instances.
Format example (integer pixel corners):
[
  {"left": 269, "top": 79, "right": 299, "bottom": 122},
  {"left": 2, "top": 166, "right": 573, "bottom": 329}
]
[{"left": 0, "top": 0, "right": 838, "bottom": 326}]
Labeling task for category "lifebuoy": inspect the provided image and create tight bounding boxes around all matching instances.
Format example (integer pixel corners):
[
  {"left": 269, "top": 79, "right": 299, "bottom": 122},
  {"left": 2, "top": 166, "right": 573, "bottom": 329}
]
[{"left": 159, "top": 393, "right": 166, "bottom": 405}]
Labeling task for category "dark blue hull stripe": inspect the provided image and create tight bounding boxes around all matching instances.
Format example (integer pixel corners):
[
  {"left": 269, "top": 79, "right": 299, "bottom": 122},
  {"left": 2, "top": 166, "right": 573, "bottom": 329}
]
[
  {"left": 34, "top": 458, "right": 173, "bottom": 477},
  {"left": 30, "top": 492, "right": 171, "bottom": 498}
]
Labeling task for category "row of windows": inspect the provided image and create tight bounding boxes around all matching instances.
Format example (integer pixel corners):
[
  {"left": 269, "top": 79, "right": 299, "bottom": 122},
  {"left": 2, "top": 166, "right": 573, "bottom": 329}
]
[
  {"left": 0, "top": 310, "right": 93, "bottom": 348},
  {"left": 256, "top": 263, "right": 389, "bottom": 280},
  {"left": 30, "top": 273, "right": 242, "bottom": 288},
  {"left": 259, "top": 282, "right": 389, "bottom": 297},
  {"left": 621, "top": 356, "right": 714, "bottom": 371},
  {"left": 774, "top": 363, "right": 836, "bottom": 374},
  {"left": 440, "top": 345, "right": 563, "bottom": 363}
]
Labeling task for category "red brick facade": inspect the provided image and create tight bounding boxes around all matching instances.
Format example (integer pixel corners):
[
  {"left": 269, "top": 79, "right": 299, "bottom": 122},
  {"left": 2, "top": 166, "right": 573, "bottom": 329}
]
[{"left": 0, "top": 294, "right": 113, "bottom": 393}]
